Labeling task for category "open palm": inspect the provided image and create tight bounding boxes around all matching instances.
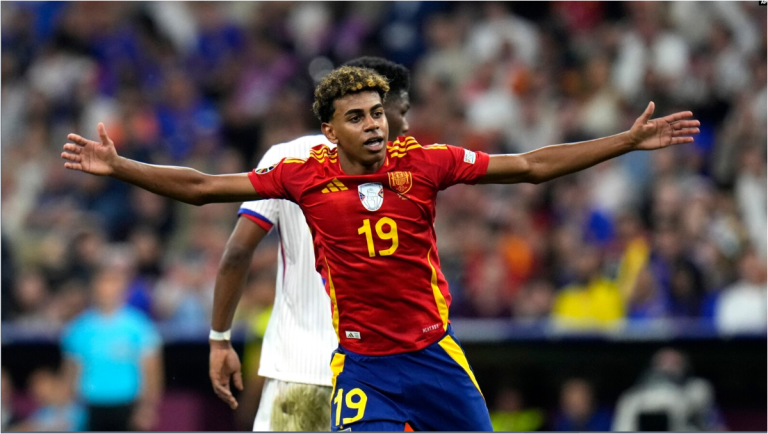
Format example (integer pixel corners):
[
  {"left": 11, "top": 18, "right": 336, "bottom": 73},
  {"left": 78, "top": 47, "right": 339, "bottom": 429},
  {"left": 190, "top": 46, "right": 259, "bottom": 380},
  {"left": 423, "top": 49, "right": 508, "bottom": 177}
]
[
  {"left": 61, "top": 123, "right": 119, "bottom": 176},
  {"left": 629, "top": 102, "right": 700, "bottom": 151}
]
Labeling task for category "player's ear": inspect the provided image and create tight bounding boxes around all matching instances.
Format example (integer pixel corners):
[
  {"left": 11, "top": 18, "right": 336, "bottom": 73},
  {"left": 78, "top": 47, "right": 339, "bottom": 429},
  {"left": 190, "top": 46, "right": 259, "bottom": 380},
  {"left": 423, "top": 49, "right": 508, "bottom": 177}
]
[{"left": 321, "top": 123, "right": 339, "bottom": 145}]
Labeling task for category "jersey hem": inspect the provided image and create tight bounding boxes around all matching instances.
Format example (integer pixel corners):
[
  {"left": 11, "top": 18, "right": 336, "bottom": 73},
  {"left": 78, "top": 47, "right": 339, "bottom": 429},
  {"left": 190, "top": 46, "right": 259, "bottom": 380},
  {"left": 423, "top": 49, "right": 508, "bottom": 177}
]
[
  {"left": 337, "top": 325, "right": 449, "bottom": 357},
  {"left": 256, "top": 369, "right": 333, "bottom": 387}
]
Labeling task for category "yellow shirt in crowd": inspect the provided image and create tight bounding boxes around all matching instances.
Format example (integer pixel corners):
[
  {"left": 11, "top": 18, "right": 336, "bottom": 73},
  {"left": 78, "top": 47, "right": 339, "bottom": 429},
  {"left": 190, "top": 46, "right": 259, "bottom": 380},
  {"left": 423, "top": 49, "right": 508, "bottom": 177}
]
[{"left": 552, "top": 277, "right": 625, "bottom": 329}]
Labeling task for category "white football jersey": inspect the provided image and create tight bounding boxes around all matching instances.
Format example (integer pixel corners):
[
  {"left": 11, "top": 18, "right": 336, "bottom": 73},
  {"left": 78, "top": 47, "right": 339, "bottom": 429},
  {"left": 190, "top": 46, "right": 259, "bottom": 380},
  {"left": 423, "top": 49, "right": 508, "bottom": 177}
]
[{"left": 240, "top": 134, "right": 338, "bottom": 386}]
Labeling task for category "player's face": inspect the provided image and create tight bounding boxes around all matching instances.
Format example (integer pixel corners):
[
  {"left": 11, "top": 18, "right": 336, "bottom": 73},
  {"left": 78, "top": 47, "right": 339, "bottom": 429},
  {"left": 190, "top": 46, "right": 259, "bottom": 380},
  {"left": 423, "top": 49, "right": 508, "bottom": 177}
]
[
  {"left": 384, "top": 91, "right": 410, "bottom": 140},
  {"left": 92, "top": 269, "right": 127, "bottom": 312},
  {"left": 323, "top": 90, "right": 389, "bottom": 171}
]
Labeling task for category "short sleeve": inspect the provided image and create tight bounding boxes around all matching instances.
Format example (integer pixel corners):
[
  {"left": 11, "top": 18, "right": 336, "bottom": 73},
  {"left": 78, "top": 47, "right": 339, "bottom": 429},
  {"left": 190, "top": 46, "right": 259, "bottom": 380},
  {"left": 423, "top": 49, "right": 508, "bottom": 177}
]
[
  {"left": 247, "top": 157, "right": 300, "bottom": 201},
  {"left": 239, "top": 145, "right": 284, "bottom": 231},
  {"left": 134, "top": 313, "right": 162, "bottom": 357},
  {"left": 426, "top": 144, "right": 490, "bottom": 190},
  {"left": 61, "top": 320, "right": 83, "bottom": 360}
]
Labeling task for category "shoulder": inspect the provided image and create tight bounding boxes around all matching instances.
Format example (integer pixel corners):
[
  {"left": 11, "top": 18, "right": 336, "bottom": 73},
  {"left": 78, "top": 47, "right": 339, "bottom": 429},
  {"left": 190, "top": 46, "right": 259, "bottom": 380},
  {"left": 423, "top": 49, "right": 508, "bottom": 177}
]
[
  {"left": 594, "top": 278, "right": 620, "bottom": 293},
  {"left": 256, "top": 135, "right": 334, "bottom": 167},
  {"left": 66, "top": 310, "right": 95, "bottom": 331},
  {"left": 555, "top": 285, "right": 582, "bottom": 300},
  {"left": 308, "top": 144, "right": 338, "bottom": 162},
  {"left": 62, "top": 310, "right": 96, "bottom": 342},
  {"left": 719, "top": 283, "right": 761, "bottom": 305},
  {"left": 120, "top": 306, "right": 156, "bottom": 328},
  {"left": 269, "top": 135, "right": 335, "bottom": 157},
  {"left": 387, "top": 136, "right": 449, "bottom": 160}
]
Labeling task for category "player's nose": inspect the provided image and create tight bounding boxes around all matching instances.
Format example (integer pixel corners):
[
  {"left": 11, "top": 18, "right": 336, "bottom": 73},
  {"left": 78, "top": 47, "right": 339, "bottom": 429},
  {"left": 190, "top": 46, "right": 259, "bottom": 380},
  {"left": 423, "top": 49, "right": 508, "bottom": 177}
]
[{"left": 363, "top": 115, "right": 380, "bottom": 132}]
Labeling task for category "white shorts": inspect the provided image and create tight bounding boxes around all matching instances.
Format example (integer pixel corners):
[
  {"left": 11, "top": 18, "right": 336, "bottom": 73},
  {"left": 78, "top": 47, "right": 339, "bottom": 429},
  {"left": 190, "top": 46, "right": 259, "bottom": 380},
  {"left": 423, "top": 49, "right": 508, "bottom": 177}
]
[{"left": 252, "top": 378, "right": 332, "bottom": 431}]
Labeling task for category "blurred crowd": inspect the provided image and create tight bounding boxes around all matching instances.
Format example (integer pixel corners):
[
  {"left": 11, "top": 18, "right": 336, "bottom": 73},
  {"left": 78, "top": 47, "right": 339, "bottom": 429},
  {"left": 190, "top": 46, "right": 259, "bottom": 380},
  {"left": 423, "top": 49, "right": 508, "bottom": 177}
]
[
  {"left": 3, "top": 346, "right": 727, "bottom": 431},
  {"left": 2, "top": 2, "right": 767, "bottom": 338},
  {"left": 2, "top": 2, "right": 766, "bottom": 431}
]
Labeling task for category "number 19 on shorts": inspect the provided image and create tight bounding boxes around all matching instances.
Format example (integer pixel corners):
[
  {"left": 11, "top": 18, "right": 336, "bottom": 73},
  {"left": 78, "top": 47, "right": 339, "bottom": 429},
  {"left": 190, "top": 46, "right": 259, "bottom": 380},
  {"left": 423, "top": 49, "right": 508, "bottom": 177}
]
[{"left": 333, "top": 388, "right": 368, "bottom": 427}]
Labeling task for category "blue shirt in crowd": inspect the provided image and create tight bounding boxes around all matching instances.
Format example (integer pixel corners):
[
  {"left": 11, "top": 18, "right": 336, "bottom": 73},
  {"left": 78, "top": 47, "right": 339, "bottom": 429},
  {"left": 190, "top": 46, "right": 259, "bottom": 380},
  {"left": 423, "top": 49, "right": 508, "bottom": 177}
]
[
  {"left": 29, "top": 403, "right": 87, "bottom": 432},
  {"left": 61, "top": 306, "right": 161, "bottom": 405}
]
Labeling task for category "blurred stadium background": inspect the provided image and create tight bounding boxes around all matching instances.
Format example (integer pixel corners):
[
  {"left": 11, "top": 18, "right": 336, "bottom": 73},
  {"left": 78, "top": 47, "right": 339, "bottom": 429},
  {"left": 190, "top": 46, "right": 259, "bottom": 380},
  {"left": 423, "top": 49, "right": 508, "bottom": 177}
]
[{"left": 1, "top": 1, "right": 766, "bottom": 431}]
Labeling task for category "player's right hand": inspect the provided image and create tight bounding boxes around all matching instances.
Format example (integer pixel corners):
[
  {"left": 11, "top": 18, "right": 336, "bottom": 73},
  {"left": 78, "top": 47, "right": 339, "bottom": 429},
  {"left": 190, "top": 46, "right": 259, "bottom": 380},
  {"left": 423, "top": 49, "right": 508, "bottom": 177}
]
[
  {"left": 209, "top": 341, "right": 244, "bottom": 409},
  {"left": 61, "top": 123, "right": 119, "bottom": 176}
]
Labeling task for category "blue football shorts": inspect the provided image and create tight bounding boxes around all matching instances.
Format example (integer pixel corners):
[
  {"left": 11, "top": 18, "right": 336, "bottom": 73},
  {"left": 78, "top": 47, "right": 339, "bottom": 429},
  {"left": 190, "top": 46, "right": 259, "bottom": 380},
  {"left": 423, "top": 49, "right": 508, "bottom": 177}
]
[{"left": 329, "top": 325, "right": 492, "bottom": 431}]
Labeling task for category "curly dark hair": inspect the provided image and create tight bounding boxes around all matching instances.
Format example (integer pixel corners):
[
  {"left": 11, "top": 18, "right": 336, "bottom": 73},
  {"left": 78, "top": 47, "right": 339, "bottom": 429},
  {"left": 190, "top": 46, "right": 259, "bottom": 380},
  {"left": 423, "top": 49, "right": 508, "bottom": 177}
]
[
  {"left": 312, "top": 66, "right": 390, "bottom": 123},
  {"left": 344, "top": 57, "right": 410, "bottom": 99}
]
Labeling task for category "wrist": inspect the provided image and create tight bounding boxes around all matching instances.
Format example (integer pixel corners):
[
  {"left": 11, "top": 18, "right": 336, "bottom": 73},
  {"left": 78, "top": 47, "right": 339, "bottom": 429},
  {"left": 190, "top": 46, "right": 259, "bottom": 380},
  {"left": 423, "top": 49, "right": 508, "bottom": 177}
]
[
  {"left": 111, "top": 155, "right": 128, "bottom": 177},
  {"left": 624, "top": 130, "right": 640, "bottom": 149},
  {"left": 209, "top": 328, "right": 231, "bottom": 341},
  {"left": 209, "top": 328, "right": 232, "bottom": 345}
]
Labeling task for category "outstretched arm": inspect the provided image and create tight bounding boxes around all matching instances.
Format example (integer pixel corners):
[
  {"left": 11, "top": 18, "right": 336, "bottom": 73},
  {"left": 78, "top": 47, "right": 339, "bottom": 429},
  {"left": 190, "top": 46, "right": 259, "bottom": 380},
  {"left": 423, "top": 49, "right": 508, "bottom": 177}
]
[
  {"left": 61, "top": 123, "right": 260, "bottom": 205},
  {"left": 480, "top": 102, "right": 700, "bottom": 184},
  {"left": 209, "top": 218, "right": 270, "bottom": 410}
]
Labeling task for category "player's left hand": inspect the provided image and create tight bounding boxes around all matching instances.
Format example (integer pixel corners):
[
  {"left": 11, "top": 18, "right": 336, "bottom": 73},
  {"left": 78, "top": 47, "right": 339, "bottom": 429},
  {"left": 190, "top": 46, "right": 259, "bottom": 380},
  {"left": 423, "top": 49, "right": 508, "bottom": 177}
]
[
  {"left": 209, "top": 341, "right": 244, "bottom": 410},
  {"left": 628, "top": 102, "right": 700, "bottom": 151},
  {"left": 61, "top": 123, "right": 120, "bottom": 175}
]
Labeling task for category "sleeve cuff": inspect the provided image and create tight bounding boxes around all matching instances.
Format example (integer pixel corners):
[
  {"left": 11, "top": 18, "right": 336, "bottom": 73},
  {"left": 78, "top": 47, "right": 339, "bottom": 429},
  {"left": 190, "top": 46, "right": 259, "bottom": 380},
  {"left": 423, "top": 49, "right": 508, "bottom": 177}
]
[
  {"left": 247, "top": 170, "right": 261, "bottom": 193},
  {"left": 468, "top": 151, "right": 491, "bottom": 185},
  {"left": 238, "top": 209, "right": 274, "bottom": 232}
]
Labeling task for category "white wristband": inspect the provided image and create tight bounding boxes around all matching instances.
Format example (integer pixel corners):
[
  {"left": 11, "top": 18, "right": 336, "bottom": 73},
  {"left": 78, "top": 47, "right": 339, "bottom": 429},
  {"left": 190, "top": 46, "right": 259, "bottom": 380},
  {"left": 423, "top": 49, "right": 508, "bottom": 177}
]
[{"left": 209, "top": 329, "right": 231, "bottom": 341}]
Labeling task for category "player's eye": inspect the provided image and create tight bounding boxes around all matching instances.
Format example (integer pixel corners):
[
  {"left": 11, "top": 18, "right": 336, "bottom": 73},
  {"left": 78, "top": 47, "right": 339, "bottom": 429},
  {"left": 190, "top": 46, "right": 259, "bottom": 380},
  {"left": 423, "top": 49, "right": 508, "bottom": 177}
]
[
  {"left": 349, "top": 116, "right": 360, "bottom": 123},
  {"left": 373, "top": 111, "right": 383, "bottom": 118}
]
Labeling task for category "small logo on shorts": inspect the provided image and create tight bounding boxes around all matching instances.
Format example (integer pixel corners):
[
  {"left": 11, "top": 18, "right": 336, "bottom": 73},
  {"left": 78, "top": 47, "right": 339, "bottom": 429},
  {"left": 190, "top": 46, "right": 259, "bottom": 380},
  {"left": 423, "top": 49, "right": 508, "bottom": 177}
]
[{"left": 345, "top": 331, "right": 361, "bottom": 339}]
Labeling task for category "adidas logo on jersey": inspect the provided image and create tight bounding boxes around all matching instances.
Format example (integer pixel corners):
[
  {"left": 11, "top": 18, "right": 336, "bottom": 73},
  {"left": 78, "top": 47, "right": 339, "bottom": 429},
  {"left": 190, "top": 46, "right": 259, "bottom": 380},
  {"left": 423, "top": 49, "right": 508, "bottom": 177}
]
[
  {"left": 345, "top": 331, "right": 361, "bottom": 339},
  {"left": 322, "top": 178, "right": 348, "bottom": 193}
]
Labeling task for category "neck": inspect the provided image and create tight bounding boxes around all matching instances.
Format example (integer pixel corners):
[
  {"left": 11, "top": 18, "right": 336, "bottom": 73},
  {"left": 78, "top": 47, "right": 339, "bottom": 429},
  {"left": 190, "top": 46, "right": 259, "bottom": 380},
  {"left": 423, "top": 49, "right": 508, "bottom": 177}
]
[
  {"left": 98, "top": 304, "right": 121, "bottom": 315},
  {"left": 337, "top": 148, "right": 384, "bottom": 175}
]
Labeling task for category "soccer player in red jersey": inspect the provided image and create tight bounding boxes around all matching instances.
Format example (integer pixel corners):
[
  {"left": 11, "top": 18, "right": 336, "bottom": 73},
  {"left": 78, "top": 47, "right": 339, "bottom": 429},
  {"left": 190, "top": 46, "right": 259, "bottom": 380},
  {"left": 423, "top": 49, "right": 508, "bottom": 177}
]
[{"left": 62, "top": 66, "right": 699, "bottom": 431}]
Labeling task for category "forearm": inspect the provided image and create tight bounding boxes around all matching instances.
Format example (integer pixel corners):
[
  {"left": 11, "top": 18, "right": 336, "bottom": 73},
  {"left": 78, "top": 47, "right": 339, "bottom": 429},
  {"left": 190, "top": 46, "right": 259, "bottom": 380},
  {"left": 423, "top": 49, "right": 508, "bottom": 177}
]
[
  {"left": 112, "top": 157, "right": 260, "bottom": 205},
  {"left": 483, "top": 131, "right": 635, "bottom": 184},
  {"left": 211, "top": 247, "right": 256, "bottom": 332},
  {"left": 525, "top": 132, "right": 634, "bottom": 183},
  {"left": 211, "top": 219, "right": 269, "bottom": 332},
  {"left": 140, "top": 353, "right": 164, "bottom": 405}
]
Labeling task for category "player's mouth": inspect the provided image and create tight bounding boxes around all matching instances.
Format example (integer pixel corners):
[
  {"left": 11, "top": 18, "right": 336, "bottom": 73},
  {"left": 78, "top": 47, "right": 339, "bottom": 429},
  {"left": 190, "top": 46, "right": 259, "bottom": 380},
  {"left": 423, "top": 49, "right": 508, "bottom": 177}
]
[{"left": 363, "top": 136, "right": 385, "bottom": 152}]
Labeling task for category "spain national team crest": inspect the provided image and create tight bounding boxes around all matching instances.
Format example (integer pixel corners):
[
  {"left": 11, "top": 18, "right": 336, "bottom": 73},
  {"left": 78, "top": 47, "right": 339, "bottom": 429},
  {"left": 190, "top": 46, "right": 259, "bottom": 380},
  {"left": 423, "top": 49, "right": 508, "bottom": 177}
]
[
  {"left": 387, "top": 171, "right": 413, "bottom": 194},
  {"left": 358, "top": 183, "right": 384, "bottom": 211}
]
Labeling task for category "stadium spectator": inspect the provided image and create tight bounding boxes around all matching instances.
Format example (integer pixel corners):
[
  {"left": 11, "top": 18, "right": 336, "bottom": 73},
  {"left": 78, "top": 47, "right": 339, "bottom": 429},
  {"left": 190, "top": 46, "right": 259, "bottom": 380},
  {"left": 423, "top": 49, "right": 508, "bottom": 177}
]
[
  {"left": 512, "top": 279, "right": 555, "bottom": 323},
  {"left": 551, "top": 245, "right": 625, "bottom": 329},
  {"left": 552, "top": 378, "right": 612, "bottom": 431},
  {"left": 489, "top": 386, "right": 545, "bottom": 432},
  {"left": 714, "top": 249, "right": 767, "bottom": 334},
  {"left": 1, "top": 1, "right": 766, "bottom": 429},
  {"left": 11, "top": 367, "right": 86, "bottom": 432},
  {"left": 61, "top": 266, "right": 164, "bottom": 431},
  {"left": 625, "top": 266, "right": 667, "bottom": 321},
  {"left": 612, "top": 348, "right": 724, "bottom": 431},
  {"left": 734, "top": 145, "right": 767, "bottom": 261}
]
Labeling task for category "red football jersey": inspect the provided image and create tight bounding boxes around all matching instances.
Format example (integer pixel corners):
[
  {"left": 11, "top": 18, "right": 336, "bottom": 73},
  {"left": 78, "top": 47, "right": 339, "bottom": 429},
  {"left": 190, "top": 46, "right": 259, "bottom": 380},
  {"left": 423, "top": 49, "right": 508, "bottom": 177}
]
[{"left": 248, "top": 136, "right": 490, "bottom": 355}]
